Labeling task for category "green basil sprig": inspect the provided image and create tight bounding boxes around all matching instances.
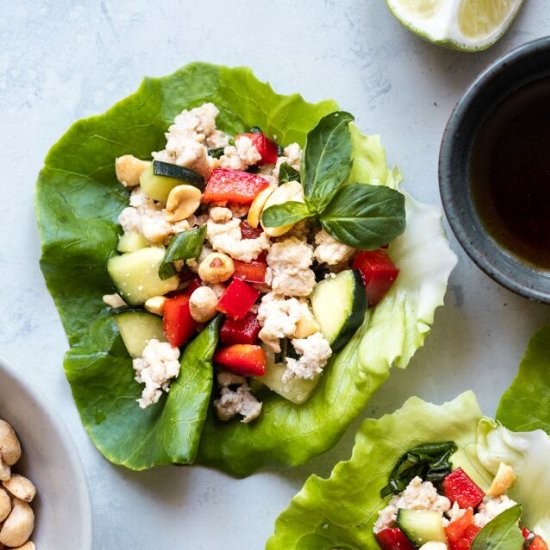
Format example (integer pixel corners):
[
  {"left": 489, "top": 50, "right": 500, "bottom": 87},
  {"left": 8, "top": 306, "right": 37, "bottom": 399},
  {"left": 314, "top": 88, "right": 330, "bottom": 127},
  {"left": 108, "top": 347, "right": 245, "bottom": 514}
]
[
  {"left": 261, "top": 111, "right": 406, "bottom": 249},
  {"left": 159, "top": 225, "right": 206, "bottom": 280},
  {"left": 471, "top": 504, "right": 523, "bottom": 550},
  {"left": 278, "top": 163, "right": 300, "bottom": 184},
  {"left": 380, "top": 441, "right": 457, "bottom": 498},
  {"left": 320, "top": 184, "right": 406, "bottom": 250}
]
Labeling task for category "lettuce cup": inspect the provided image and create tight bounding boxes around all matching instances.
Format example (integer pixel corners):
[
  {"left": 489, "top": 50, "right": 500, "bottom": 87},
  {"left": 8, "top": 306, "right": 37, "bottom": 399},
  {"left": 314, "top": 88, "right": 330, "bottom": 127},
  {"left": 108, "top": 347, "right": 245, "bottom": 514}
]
[
  {"left": 36, "top": 63, "right": 456, "bottom": 475},
  {"left": 268, "top": 325, "right": 550, "bottom": 549}
]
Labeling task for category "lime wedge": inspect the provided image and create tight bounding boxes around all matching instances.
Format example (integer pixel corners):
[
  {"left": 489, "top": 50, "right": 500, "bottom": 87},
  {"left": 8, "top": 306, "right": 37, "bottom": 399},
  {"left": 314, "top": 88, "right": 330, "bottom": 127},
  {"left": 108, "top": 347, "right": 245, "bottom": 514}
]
[{"left": 386, "top": 0, "right": 524, "bottom": 52}]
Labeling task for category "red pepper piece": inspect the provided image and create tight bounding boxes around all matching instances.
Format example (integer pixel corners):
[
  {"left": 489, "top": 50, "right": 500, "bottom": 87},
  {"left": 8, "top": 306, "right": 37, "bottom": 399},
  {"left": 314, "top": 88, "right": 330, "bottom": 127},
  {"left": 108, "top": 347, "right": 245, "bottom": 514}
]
[
  {"left": 530, "top": 536, "right": 550, "bottom": 550},
  {"left": 214, "top": 344, "right": 266, "bottom": 376},
  {"left": 240, "top": 221, "right": 264, "bottom": 239},
  {"left": 239, "top": 132, "right": 279, "bottom": 164},
  {"left": 233, "top": 258, "right": 267, "bottom": 284},
  {"left": 446, "top": 509, "right": 481, "bottom": 550},
  {"left": 216, "top": 278, "right": 259, "bottom": 320},
  {"left": 352, "top": 249, "right": 400, "bottom": 307},
  {"left": 443, "top": 468, "right": 485, "bottom": 510},
  {"left": 220, "top": 312, "right": 262, "bottom": 345},
  {"left": 375, "top": 528, "right": 416, "bottom": 550},
  {"left": 202, "top": 168, "right": 270, "bottom": 204},
  {"left": 163, "top": 294, "right": 197, "bottom": 347},
  {"left": 185, "top": 276, "right": 202, "bottom": 296}
]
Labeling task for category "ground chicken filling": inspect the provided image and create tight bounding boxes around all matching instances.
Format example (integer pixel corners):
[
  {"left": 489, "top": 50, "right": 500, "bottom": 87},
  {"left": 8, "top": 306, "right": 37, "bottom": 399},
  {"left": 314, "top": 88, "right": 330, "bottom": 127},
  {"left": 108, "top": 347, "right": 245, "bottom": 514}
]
[
  {"left": 107, "top": 102, "right": 398, "bottom": 422},
  {"left": 373, "top": 461, "right": 546, "bottom": 550}
]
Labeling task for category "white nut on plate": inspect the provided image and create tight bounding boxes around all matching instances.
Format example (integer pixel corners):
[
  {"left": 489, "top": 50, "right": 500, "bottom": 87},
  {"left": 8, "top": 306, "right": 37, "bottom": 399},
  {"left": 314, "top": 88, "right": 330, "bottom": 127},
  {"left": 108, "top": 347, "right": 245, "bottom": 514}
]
[
  {"left": 13, "top": 542, "right": 35, "bottom": 550},
  {"left": 0, "top": 487, "right": 11, "bottom": 522},
  {"left": 165, "top": 184, "right": 202, "bottom": 222},
  {"left": 189, "top": 286, "right": 219, "bottom": 323},
  {"left": 0, "top": 420, "right": 21, "bottom": 466},
  {"left": 198, "top": 252, "right": 234, "bottom": 284},
  {"left": 115, "top": 155, "right": 150, "bottom": 187},
  {"left": 2, "top": 475, "right": 36, "bottom": 503},
  {"left": 144, "top": 296, "right": 167, "bottom": 316},
  {"left": 0, "top": 498, "right": 34, "bottom": 548}
]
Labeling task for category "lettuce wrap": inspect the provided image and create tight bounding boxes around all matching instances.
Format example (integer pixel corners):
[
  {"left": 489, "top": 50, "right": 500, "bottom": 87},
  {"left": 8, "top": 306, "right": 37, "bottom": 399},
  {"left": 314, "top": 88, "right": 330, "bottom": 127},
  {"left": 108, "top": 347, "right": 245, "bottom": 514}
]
[
  {"left": 267, "top": 325, "right": 550, "bottom": 548},
  {"left": 35, "top": 63, "right": 456, "bottom": 474}
]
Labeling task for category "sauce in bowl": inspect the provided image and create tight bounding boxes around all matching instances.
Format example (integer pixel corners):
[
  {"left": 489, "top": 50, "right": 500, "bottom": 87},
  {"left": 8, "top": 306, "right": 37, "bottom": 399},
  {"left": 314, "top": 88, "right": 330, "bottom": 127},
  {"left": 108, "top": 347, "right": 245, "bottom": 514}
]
[{"left": 470, "top": 77, "right": 550, "bottom": 270}]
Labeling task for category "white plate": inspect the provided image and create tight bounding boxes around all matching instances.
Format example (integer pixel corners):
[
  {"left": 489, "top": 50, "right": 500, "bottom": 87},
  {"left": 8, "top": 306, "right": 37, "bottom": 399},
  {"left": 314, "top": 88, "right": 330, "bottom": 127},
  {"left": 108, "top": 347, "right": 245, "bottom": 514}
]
[{"left": 0, "top": 357, "right": 92, "bottom": 549}]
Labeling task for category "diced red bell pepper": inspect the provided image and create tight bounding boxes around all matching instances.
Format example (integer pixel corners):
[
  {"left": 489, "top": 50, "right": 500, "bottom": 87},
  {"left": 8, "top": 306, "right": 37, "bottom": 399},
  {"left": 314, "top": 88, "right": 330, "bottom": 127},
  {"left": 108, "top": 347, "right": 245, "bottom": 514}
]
[
  {"left": 214, "top": 344, "right": 266, "bottom": 376},
  {"left": 443, "top": 468, "right": 485, "bottom": 510},
  {"left": 240, "top": 221, "right": 264, "bottom": 239},
  {"left": 529, "top": 535, "right": 549, "bottom": 550},
  {"left": 239, "top": 132, "right": 279, "bottom": 164},
  {"left": 375, "top": 528, "right": 416, "bottom": 550},
  {"left": 446, "top": 508, "right": 481, "bottom": 550},
  {"left": 163, "top": 294, "right": 198, "bottom": 347},
  {"left": 202, "top": 168, "right": 270, "bottom": 204},
  {"left": 184, "top": 276, "right": 202, "bottom": 296},
  {"left": 220, "top": 312, "right": 262, "bottom": 345},
  {"left": 352, "top": 249, "right": 400, "bottom": 307},
  {"left": 233, "top": 258, "right": 267, "bottom": 284},
  {"left": 216, "top": 278, "right": 259, "bottom": 320}
]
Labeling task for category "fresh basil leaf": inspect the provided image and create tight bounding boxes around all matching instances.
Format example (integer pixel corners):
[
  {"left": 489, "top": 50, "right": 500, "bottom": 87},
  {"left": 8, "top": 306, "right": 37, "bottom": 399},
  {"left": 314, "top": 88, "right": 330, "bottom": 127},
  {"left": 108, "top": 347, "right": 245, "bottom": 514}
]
[
  {"left": 159, "top": 225, "right": 206, "bottom": 280},
  {"left": 208, "top": 147, "right": 225, "bottom": 159},
  {"left": 471, "top": 504, "right": 524, "bottom": 550},
  {"left": 320, "top": 184, "right": 406, "bottom": 249},
  {"left": 262, "top": 201, "right": 312, "bottom": 228},
  {"left": 381, "top": 441, "right": 457, "bottom": 497},
  {"left": 301, "top": 111, "right": 354, "bottom": 212},
  {"left": 279, "top": 163, "right": 300, "bottom": 184}
]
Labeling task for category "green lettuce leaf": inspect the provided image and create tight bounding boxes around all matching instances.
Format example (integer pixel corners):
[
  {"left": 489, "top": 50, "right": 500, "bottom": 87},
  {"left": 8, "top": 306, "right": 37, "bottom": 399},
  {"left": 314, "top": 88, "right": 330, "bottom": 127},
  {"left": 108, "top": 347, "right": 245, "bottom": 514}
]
[
  {"left": 36, "top": 63, "right": 456, "bottom": 473},
  {"left": 267, "top": 392, "right": 484, "bottom": 549},
  {"left": 496, "top": 324, "right": 550, "bottom": 433},
  {"left": 477, "top": 419, "right": 550, "bottom": 541},
  {"left": 268, "top": 391, "right": 550, "bottom": 549}
]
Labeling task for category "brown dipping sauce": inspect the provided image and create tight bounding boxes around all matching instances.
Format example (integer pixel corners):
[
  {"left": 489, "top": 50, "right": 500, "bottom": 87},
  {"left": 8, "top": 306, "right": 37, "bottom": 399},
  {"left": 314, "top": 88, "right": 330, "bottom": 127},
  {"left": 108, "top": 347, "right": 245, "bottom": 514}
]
[{"left": 470, "top": 77, "right": 550, "bottom": 270}]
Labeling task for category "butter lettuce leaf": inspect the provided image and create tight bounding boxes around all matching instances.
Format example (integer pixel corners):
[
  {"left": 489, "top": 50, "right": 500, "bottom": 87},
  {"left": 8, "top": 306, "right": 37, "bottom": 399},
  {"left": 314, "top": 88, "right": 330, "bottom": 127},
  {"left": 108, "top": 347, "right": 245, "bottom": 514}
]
[
  {"left": 36, "top": 63, "right": 456, "bottom": 473},
  {"left": 267, "top": 393, "right": 484, "bottom": 549},
  {"left": 268, "top": 392, "right": 550, "bottom": 549},
  {"left": 496, "top": 324, "right": 550, "bottom": 433}
]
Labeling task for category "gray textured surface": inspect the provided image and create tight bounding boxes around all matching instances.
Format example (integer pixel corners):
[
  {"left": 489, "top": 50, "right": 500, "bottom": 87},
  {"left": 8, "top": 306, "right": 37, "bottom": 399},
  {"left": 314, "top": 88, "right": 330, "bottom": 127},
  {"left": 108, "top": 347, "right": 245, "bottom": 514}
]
[{"left": 1, "top": 1, "right": 549, "bottom": 548}]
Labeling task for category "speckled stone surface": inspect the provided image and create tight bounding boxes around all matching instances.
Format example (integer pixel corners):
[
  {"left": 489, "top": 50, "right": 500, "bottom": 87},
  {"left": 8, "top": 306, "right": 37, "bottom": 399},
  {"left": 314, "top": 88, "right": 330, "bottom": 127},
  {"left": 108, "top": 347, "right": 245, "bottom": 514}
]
[{"left": 1, "top": 1, "right": 549, "bottom": 548}]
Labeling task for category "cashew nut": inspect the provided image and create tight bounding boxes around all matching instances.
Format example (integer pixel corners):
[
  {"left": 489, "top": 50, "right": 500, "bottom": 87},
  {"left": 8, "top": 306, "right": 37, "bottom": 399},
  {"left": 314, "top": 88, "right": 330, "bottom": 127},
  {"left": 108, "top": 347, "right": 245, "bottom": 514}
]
[
  {"left": 0, "top": 498, "right": 34, "bottom": 547},
  {"left": 0, "top": 459, "right": 10, "bottom": 482},
  {"left": 419, "top": 543, "right": 447, "bottom": 550},
  {"left": 294, "top": 305, "right": 320, "bottom": 339},
  {"left": 0, "top": 487, "right": 11, "bottom": 522},
  {"left": 261, "top": 180, "right": 305, "bottom": 237},
  {"left": 2, "top": 475, "right": 35, "bottom": 503},
  {"left": 13, "top": 542, "right": 35, "bottom": 550},
  {"left": 144, "top": 296, "right": 167, "bottom": 316},
  {"left": 165, "top": 185, "right": 202, "bottom": 222},
  {"left": 115, "top": 155, "right": 150, "bottom": 187},
  {"left": 189, "top": 286, "right": 219, "bottom": 323},
  {"left": 247, "top": 185, "right": 275, "bottom": 228},
  {"left": 0, "top": 421, "right": 21, "bottom": 466},
  {"left": 488, "top": 462, "right": 516, "bottom": 497},
  {"left": 198, "top": 252, "right": 234, "bottom": 284}
]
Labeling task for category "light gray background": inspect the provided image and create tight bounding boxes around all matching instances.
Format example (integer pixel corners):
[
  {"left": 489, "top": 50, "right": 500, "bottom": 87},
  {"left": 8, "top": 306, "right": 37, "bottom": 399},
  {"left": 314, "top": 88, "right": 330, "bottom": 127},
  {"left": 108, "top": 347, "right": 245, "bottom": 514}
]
[{"left": 1, "top": 1, "right": 549, "bottom": 548}]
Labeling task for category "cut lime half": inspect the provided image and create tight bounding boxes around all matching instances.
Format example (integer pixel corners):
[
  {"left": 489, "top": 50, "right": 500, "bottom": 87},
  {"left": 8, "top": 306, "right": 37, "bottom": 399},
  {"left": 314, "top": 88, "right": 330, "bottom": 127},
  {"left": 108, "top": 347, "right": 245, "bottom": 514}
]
[{"left": 386, "top": 0, "right": 525, "bottom": 52}]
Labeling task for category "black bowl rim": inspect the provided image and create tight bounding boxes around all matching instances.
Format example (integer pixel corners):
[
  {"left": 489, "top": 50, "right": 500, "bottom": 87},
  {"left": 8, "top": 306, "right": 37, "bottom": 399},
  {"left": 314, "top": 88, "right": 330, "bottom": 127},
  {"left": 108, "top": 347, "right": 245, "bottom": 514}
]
[{"left": 439, "top": 36, "right": 550, "bottom": 304}]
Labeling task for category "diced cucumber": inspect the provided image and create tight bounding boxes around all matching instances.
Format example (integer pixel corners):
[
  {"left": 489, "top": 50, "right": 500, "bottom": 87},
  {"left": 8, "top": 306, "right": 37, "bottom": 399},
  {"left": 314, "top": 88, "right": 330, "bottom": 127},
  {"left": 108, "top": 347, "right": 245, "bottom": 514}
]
[
  {"left": 253, "top": 348, "right": 319, "bottom": 404},
  {"left": 117, "top": 232, "right": 148, "bottom": 253},
  {"left": 396, "top": 509, "right": 447, "bottom": 546},
  {"left": 107, "top": 247, "right": 179, "bottom": 306},
  {"left": 153, "top": 160, "right": 204, "bottom": 186},
  {"left": 140, "top": 162, "right": 204, "bottom": 202},
  {"left": 310, "top": 269, "right": 367, "bottom": 352},
  {"left": 114, "top": 310, "right": 166, "bottom": 358}
]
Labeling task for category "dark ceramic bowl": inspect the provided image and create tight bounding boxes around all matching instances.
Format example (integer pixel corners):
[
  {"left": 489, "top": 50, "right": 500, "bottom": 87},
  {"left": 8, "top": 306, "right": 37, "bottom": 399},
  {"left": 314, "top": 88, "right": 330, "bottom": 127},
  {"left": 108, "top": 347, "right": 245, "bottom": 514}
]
[{"left": 439, "top": 37, "right": 550, "bottom": 303}]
